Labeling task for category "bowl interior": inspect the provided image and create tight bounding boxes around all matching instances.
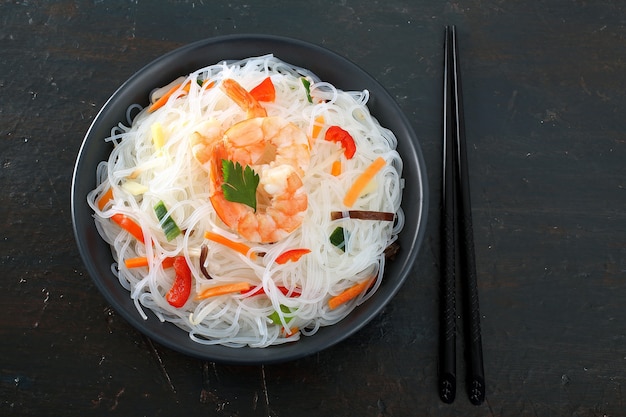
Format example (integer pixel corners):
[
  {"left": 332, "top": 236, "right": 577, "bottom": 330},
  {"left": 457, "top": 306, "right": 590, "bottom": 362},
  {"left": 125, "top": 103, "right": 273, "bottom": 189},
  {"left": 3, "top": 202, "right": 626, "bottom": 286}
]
[{"left": 71, "top": 34, "right": 428, "bottom": 364}]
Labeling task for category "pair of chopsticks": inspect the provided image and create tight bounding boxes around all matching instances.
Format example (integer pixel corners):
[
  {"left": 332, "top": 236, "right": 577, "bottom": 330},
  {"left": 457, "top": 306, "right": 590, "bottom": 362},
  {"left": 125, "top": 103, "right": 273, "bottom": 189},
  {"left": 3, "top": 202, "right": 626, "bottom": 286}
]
[{"left": 439, "top": 25, "right": 485, "bottom": 405}]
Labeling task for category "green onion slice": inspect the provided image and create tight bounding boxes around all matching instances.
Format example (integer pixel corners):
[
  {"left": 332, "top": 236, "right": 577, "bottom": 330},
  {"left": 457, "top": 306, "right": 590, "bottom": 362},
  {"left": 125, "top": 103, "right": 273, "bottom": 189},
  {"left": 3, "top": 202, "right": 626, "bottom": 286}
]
[{"left": 154, "top": 200, "right": 182, "bottom": 241}]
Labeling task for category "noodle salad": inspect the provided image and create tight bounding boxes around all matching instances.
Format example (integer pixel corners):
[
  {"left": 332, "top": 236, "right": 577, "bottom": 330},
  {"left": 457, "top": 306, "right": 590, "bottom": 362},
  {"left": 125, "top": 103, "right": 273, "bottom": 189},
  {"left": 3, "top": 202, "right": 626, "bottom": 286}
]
[{"left": 87, "top": 55, "right": 405, "bottom": 347}]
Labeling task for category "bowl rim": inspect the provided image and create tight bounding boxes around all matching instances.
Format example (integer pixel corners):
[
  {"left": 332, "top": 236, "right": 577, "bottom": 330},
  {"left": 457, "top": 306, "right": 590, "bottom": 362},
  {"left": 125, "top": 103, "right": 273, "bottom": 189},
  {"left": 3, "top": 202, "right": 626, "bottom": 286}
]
[{"left": 71, "top": 33, "right": 429, "bottom": 364}]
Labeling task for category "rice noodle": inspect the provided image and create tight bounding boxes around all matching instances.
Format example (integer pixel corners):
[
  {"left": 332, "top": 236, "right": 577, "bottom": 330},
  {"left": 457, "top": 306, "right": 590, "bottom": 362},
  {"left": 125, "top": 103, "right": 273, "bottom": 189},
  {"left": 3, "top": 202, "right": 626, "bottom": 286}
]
[{"left": 87, "top": 55, "right": 404, "bottom": 347}]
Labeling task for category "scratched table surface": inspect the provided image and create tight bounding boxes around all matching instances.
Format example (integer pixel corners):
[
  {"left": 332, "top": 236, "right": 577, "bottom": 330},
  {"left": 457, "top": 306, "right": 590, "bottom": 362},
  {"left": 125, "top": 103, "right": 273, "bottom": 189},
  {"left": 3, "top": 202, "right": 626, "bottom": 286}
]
[{"left": 2, "top": 1, "right": 625, "bottom": 416}]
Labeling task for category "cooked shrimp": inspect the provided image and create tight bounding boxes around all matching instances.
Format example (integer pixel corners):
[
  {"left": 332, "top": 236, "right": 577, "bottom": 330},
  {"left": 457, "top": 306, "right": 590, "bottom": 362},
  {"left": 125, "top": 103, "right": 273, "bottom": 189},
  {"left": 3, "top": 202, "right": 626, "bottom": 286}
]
[
  {"left": 222, "top": 116, "right": 311, "bottom": 175},
  {"left": 191, "top": 78, "right": 266, "bottom": 166},
  {"left": 209, "top": 138, "right": 308, "bottom": 243},
  {"left": 194, "top": 78, "right": 311, "bottom": 243},
  {"left": 190, "top": 119, "right": 223, "bottom": 166}
]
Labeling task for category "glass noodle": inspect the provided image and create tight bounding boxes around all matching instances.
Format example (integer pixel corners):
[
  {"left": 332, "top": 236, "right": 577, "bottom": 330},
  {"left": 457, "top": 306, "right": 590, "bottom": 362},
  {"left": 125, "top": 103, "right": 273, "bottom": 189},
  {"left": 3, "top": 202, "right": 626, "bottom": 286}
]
[{"left": 87, "top": 55, "right": 404, "bottom": 347}]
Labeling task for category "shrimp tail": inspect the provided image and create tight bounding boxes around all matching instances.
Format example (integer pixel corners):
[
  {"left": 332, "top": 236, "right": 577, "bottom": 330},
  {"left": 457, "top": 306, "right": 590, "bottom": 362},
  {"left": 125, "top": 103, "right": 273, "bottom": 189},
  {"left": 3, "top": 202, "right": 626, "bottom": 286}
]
[{"left": 221, "top": 79, "right": 267, "bottom": 119}]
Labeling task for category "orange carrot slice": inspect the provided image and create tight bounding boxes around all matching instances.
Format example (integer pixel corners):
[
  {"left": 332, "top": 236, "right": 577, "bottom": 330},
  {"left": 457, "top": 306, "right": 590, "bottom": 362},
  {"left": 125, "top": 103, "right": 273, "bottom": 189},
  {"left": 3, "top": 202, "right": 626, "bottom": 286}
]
[
  {"left": 124, "top": 256, "right": 175, "bottom": 269},
  {"left": 343, "top": 156, "right": 386, "bottom": 207},
  {"left": 331, "top": 160, "right": 342, "bottom": 176},
  {"left": 283, "top": 326, "right": 299, "bottom": 337},
  {"left": 124, "top": 257, "right": 149, "bottom": 268},
  {"left": 149, "top": 81, "right": 191, "bottom": 112},
  {"left": 195, "top": 281, "right": 252, "bottom": 300},
  {"left": 312, "top": 115, "right": 325, "bottom": 139},
  {"left": 328, "top": 277, "right": 375, "bottom": 310},
  {"left": 97, "top": 187, "right": 114, "bottom": 211},
  {"left": 149, "top": 82, "right": 182, "bottom": 112},
  {"left": 204, "top": 231, "right": 256, "bottom": 259}
]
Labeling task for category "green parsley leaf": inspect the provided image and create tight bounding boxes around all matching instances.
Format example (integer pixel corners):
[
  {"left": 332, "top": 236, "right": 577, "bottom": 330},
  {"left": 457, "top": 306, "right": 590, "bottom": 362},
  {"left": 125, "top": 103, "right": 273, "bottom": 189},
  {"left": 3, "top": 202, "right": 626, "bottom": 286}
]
[{"left": 221, "top": 159, "right": 260, "bottom": 211}]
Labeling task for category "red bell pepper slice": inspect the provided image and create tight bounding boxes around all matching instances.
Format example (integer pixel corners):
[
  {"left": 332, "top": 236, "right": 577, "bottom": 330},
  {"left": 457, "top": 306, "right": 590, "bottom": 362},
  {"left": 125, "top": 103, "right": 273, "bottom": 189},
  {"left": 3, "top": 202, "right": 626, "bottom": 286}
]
[
  {"left": 242, "top": 286, "right": 301, "bottom": 298},
  {"left": 325, "top": 126, "right": 356, "bottom": 159},
  {"left": 165, "top": 256, "right": 192, "bottom": 308},
  {"left": 111, "top": 213, "right": 145, "bottom": 244},
  {"left": 249, "top": 77, "right": 276, "bottom": 102},
  {"left": 275, "top": 248, "right": 311, "bottom": 265}
]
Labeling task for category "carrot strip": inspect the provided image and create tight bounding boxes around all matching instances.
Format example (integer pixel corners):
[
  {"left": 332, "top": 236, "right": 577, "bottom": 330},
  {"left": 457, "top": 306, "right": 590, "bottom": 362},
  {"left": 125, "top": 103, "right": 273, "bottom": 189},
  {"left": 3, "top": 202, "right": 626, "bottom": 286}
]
[
  {"left": 204, "top": 231, "right": 257, "bottom": 259},
  {"left": 124, "top": 257, "right": 149, "bottom": 268},
  {"left": 343, "top": 156, "right": 386, "bottom": 207},
  {"left": 124, "top": 256, "right": 176, "bottom": 269},
  {"left": 149, "top": 82, "right": 182, "bottom": 112},
  {"left": 331, "top": 160, "right": 342, "bottom": 176},
  {"left": 328, "top": 277, "right": 375, "bottom": 310},
  {"left": 149, "top": 79, "right": 213, "bottom": 114},
  {"left": 195, "top": 281, "right": 251, "bottom": 300},
  {"left": 149, "top": 81, "right": 191, "bottom": 112},
  {"left": 249, "top": 77, "right": 275, "bottom": 102},
  {"left": 312, "top": 115, "right": 325, "bottom": 139},
  {"left": 275, "top": 248, "right": 311, "bottom": 265},
  {"left": 111, "top": 214, "right": 145, "bottom": 244},
  {"left": 97, "top": 187, "right": 114, "bottom": 211},
  {"left": 283, "top": 326, "right": 299, "bottom": 337}
]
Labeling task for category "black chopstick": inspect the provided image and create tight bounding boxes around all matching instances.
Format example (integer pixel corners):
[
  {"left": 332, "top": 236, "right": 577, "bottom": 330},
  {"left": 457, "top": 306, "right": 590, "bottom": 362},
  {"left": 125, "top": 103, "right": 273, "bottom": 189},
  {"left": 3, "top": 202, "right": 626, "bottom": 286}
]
[
  {"left": 439, "top": 25, "right": 485, "bottom": 406},
  {"left": 439, "top": 25, "right": 457, "bottom": 405}
]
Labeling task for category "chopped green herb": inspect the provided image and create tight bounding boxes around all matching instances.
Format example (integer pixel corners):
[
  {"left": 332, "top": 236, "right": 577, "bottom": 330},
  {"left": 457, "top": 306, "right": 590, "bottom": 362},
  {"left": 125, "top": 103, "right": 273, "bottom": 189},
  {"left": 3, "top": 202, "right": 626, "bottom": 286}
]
[
  {"left": 330, "top": 226, "right": 347, "bottom": 252},
  {"left": 221, "top": 159, "right": 260, "bottom": 211},
  {"left": 154, "top": 201, "right": 182, "bottom": 241},
  {"left": 301, "top": 77, "right": 312, "bottom": 103},
  {"left": 268, "top": 304, "right": 294, "bottom": 325}
]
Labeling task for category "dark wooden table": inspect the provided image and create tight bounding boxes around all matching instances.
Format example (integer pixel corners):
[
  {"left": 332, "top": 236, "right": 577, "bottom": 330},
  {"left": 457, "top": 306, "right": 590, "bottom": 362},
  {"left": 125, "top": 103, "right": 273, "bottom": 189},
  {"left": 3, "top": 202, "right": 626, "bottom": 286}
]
[{"left": 2, "top": 1, "right": 625, "bottom": 415}]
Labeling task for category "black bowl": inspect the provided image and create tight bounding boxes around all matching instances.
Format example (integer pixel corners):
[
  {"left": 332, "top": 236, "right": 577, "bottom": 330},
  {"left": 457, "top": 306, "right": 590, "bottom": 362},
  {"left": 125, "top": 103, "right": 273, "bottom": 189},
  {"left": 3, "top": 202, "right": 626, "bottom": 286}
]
[{"left": 71, "top": 34, "right": 428, "bottom": 364}]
